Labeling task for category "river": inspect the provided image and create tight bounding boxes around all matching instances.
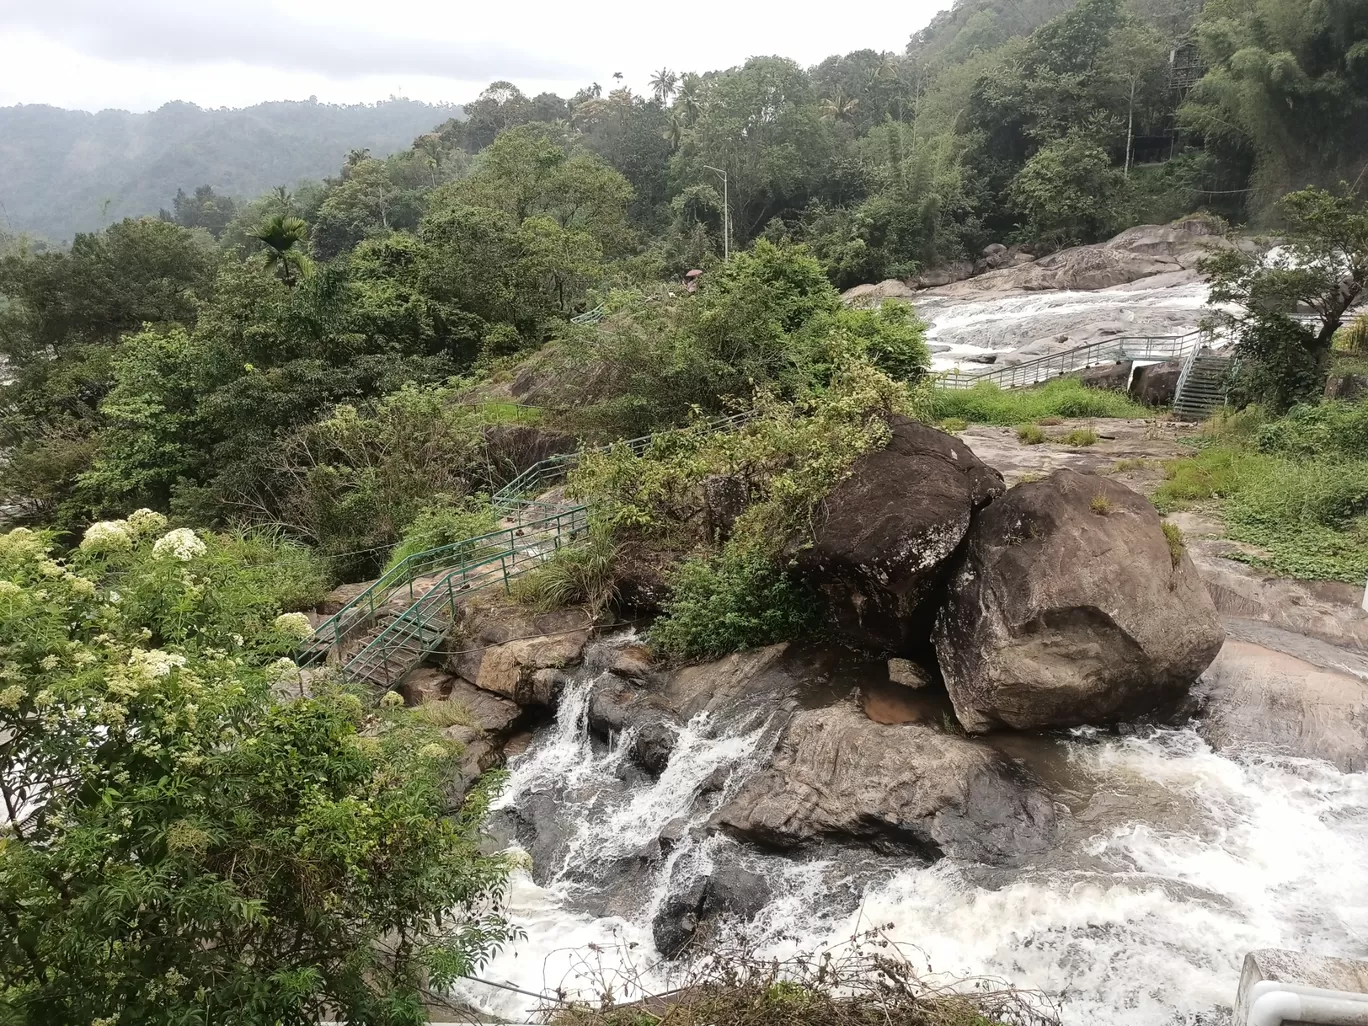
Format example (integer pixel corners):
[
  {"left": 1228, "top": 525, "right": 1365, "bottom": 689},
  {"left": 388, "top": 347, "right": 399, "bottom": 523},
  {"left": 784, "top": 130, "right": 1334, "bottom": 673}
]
[
  {"left": 918, "top": 277, "right": 1212, "bottom": 370},
  {"left": 450, "top": 637, "right": 1368, "bottom": 1026}
]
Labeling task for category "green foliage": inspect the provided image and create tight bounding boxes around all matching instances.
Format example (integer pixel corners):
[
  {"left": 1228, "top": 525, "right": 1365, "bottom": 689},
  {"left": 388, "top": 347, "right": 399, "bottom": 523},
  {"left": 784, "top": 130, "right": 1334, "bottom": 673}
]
[
  {"left": 1089, "top": 492, "right": 1114, "bottom": 514},
  {"left": 1009, "top": 133, "right": 1126, "bottom": 245},
  {"left": 647, "top": 545, "right": 819, "bottom": 660},
  {"left": 1017, "top": 423, "right": 1048, "bottom": 444},
  {"left": 1154, "top": 402, "right": 1368, "bottom": 581},
  {"left": 510, "top": 527, "right": 620, "bottom": 616},
  {"left": 939, "top": 417, "right": 969, "bottom": 433},
  {"left": 934, "top": 378, "right": 1148, "bottom": 424},
  {"left": 386, "top": 495, "right": 499, "bottom": 571},
  {"left": 0, "top": 523, "right": 514, "bottom": 1023},
  {"left": 1202, "top": 186, "right": 1368, "bottom": 403}
]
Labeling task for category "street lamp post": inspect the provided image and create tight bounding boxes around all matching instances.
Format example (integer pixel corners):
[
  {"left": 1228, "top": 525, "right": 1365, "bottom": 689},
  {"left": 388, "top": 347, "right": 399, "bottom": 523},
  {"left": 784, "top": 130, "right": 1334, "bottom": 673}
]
[{"left": 703, "top": 165, "right": 729, "bottom": 261}]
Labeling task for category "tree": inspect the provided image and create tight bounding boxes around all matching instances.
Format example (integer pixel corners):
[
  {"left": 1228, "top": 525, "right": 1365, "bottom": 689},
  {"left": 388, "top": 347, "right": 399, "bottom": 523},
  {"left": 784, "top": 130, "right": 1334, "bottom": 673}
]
[
  {"left": 1008, "top": 131, "right": 1124, "bottom": 244},
  {"left": 819, "top": 89, "right": 860, "bottom": 124},
  {"left": 172, "top": 185, "right": 238, "bottom": 239},
  {"left": 1203, "top": 184, "right": 1368, "bottom": 385},
  {"left": 0, "top": 522, "right": 514, "bottom": 1024},
  {"left": 1181, "top": 0, "right": 1368, "bottom": 213},
  {"left": 673, "top": 57, "right": 829, "bottom": 244},
  {"left": 650, "top": 68, "right": 679, "bottom": 103},
  {"left": 247, "top": 214, "right": 313, "bottom": 286}
]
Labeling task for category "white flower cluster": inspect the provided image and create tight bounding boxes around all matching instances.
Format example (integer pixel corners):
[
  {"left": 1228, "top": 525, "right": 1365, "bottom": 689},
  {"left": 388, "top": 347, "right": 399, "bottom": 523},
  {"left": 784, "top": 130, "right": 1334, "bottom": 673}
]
[
  {"left": 128, "top": 648, "right": 187, "bottom": 680},
  {"left": 152, "top": 528, "right": 206, "bottom": 561},
  {"left": 0, "top": 527, "right": 48, "bottom": 562},
  {"left": 80, "top": 521, "right": 133, "bottom": 555},
  {"left": 126, "top": 508, "right": 169, "bottom": 538},
  {"left": 272, "top": 612, "right": 314, "bottom": 641}
]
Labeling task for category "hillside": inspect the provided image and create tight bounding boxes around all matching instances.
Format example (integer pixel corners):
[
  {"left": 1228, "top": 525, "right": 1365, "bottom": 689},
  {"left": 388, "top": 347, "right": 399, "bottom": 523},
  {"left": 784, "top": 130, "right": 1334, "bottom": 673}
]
[{"left": 0, "top": 98, "right": 458, "bottom": 242}]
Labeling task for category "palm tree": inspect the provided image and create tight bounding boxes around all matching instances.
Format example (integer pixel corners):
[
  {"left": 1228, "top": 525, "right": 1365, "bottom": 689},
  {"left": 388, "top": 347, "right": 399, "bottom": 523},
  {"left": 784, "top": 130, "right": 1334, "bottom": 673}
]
[
  {"left": 416, "top": 134, "right": 443, "bottom": 187},
  {"left": 590, "top": 81, "right": 602, "bottom": 98},
  {"left": 819, "top": 90, "right": 860, "bottom": 124},
  {"left": 649, "top": 67, "right": 678, "bottom": 103},
  {"left": 247, "top": 214, "right": 312, "bottom": 287},
  {"left": 613, "top": 71, "right": 624, "bottom": 83},
  {"left": 661, "top": 110, "right": 684, "bottom": 152},
  {"left": 676, "top": 73, "right": 703, "bottom": 125}
]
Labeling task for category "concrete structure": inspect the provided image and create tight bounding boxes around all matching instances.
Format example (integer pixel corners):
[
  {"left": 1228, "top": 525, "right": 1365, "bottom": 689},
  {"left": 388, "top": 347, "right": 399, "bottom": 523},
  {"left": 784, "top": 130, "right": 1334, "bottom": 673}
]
[{"left": 1236, "top": 950, "right": 1368, "bottom": 1026}]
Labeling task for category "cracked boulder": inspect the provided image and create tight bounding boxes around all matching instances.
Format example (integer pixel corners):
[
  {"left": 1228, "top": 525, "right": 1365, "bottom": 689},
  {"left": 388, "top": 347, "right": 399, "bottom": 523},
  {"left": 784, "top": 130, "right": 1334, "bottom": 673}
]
[{"left": 795, "top": 416, "right": 1004, "bottom": 655}]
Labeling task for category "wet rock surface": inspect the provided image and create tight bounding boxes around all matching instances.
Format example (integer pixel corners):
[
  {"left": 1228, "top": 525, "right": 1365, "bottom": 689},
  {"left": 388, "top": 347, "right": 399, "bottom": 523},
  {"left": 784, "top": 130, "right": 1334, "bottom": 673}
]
[
  {"left": 936, "top": 469, "right": 1224, "bottom": 732},
  {"left": 1197, "top": 625, "right": 1368, "bottom": 772},
  {"left": 715, "top": 701, "right": 1057, "bottom": 861},
  {"left": 795, "top": 417, "right": 1004, "bottom": 655}
]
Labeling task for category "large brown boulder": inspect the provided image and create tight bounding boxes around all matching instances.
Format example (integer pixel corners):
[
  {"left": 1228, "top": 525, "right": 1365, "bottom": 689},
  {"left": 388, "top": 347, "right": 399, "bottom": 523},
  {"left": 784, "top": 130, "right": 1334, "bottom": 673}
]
[
  {"left": 796, "top": 417, "right": 1004, "bottom": 655},
  {"left": 715, "top": 702, "right": 1056, "bottom": 862},
  {"left": 935, "top": 469, "right": 1223, "bottom": 732}
]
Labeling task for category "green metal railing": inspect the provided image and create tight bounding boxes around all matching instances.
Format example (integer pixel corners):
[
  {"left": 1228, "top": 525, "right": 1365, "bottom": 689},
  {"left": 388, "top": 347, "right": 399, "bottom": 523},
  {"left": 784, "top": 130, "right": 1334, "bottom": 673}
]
[
  {"left": 937, "top": 330, "right": 1207, "bottom": 390},
  {"left": 300, "top": 506, "right": 588, "bottom": 670},
  {"left": 303, "top": 410, "right": 753, "bottom": 687}
]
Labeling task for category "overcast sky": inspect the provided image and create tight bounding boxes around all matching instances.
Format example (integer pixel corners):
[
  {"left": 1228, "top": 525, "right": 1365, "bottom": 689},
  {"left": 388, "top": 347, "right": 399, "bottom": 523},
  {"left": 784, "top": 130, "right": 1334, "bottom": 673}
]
[{"left": 0, "top": 0, "right": 946, "bottom": 113}]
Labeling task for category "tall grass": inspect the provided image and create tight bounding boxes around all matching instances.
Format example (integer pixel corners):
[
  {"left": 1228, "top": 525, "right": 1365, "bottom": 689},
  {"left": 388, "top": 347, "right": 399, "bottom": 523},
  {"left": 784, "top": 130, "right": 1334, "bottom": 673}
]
[
  {"left": 1153, "top": 402, "right": 1368, "bottom": 581},
  {"left": 931, "top": 379, "right": 1147, "bottom": 425}
]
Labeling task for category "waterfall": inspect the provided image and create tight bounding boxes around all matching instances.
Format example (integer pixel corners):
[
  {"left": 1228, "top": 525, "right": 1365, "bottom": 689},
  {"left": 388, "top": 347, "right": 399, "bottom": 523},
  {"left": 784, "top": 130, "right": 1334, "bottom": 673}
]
[{"left": 462, "top": 693, "right": 1368, "bottom": 1025}]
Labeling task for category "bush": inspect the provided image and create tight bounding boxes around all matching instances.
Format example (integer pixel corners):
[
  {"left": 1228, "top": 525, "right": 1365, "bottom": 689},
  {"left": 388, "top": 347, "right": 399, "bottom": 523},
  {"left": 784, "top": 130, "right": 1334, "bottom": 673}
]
[
  {"left": 648, "top": 546, "right": 820, "bottom": 660},
  {"left": 386, "top": 494, "right": 499, "bottom": 571},
  {"left": 0, "top": 525, "right": 516, "bottom": 1023},
  {"left": 933, "top": 379, "right": 1147, "bottom": 425},
  {"left": 1017, "top": 424, "right": 1047, "bottom": 445},
  {"left": 510, "top": 526, "right": 619, "bottom": 616},
  {"left": 939, "top": 417, "right": 968, "bottom": 433}
]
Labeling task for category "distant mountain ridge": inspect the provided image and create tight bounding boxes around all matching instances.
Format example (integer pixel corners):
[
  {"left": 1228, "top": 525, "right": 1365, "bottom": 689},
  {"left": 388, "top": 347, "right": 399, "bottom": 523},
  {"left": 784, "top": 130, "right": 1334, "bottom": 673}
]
[{"left": 0, "top": 98, "right": 460, "bottom": 242}]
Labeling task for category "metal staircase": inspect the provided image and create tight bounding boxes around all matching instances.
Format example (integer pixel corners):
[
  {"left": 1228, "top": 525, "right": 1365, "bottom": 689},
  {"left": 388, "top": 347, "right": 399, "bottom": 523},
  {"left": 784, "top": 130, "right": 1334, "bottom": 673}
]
[
  {"left": 1172, "top": 349, "right": 1230, "bottom": 421},
  {"left": 300, "top": 412, "right": 752, "bottom": 690}
]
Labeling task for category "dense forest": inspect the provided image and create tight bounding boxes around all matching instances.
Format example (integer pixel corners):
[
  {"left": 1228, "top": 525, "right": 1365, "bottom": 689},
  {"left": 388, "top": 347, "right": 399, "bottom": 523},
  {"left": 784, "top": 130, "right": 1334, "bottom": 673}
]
[
  {"left": 0, "top": 98, "right": 459, "bottom": 241},
  {"left": 2, "top": 0, "right": 1365, "bottom": 558},
  {"left": 3, "top": 0, "right": 1368, "bottom": 1019}
]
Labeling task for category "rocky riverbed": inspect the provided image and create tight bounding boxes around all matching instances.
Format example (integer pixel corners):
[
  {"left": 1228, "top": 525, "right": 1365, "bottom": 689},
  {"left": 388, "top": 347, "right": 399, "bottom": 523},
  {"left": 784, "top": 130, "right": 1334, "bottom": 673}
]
[{"left": 329, "top": 414, "right": 1368, "bottom": 1026}]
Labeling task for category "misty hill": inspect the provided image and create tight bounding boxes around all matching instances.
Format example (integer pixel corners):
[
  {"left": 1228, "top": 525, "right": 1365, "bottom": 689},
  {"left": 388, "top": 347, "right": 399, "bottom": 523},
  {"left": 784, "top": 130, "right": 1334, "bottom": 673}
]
[{"left": 0, "top": 98, "right": 458, "bottom": 242}]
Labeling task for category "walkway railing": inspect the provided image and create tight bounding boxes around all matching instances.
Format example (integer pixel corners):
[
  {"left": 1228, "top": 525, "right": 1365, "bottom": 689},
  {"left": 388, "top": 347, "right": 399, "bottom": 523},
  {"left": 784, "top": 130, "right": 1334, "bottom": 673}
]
[
  {"left": 302, "top": 410, "right": 754, "bottom": 685},
  {"left": 937, "top": 330, "right": 1207, "bottom": 390}
]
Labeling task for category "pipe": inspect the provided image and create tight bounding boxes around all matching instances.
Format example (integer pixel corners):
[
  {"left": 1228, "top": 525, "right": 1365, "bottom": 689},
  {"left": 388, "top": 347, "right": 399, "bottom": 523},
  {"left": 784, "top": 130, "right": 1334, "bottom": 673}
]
[{"left": 1246, "top": 981, "right": 1368, "bottom": 1026}]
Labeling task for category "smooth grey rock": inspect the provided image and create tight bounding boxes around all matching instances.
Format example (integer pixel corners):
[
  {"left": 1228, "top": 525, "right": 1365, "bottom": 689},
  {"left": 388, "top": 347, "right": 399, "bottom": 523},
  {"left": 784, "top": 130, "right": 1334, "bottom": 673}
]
[
  {"left": 936, "top": 469, "right": 1224, "bottom": 732},
  {"left": 715, "top": 702, "right": 1056, "bottom": 862}
]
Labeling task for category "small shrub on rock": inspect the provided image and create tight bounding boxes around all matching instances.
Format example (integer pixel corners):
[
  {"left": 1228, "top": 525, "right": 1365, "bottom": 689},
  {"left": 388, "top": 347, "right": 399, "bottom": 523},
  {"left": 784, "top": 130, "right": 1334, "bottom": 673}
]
[{"left": 1017, "top": 424, "right": 1047, "bottom": 445}]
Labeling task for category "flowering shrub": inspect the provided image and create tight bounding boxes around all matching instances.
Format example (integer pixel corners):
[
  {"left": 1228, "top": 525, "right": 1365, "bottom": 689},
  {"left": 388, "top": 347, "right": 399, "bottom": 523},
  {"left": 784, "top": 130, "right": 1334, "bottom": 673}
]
[
  {"left": 151, "top": 526, "right": 207, "bottom": 560},
  {"left": 272, "top": 610, "right": 314, "bottom": 641},
  {"left": 0, "top": 526, "right": 516, "bottom": 1023},
  {"left": 125, "top": 507, "right": 169, "bottom": 537},
  {"left": 78, "top": 519, "right": 133, "bottom": 554}
]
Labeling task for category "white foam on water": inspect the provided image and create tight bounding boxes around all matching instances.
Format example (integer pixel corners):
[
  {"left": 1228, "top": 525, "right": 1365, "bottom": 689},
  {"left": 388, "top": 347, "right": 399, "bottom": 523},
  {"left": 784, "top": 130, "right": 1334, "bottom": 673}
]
[{"left": 465, "top": 717, "right": 1368, "bottom": 1026}]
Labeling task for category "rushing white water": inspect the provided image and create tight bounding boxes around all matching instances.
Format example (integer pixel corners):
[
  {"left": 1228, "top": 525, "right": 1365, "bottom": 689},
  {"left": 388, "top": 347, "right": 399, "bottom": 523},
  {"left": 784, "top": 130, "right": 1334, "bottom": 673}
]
[
  {"left": 917, "top": 279, "right": 1212, "bottom": 370},
  {"left": 458, "top": 671, "right": 1368, "bottom": 1026}
]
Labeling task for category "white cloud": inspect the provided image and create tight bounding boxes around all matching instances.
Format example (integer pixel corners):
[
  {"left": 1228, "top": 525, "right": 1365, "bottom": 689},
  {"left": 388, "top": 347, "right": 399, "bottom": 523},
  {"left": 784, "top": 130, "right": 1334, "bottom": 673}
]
[{"left": 0, "top": 0, "right": 946, "bottom": 112}]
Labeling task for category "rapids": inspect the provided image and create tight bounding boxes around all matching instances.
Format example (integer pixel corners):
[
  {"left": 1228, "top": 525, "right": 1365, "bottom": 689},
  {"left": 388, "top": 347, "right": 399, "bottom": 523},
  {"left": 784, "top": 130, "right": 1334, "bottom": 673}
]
[
  {"left": 919, "top": 278, "right": 1211, "bottom": 370},
  {"left": 452, "top": 637, "right": 1368, "bottom": 1026}
]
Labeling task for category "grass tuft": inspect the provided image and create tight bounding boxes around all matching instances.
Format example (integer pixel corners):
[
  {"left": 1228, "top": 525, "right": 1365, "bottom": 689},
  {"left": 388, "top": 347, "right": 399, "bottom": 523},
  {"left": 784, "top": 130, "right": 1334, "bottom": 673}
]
[
  {"left": 1016, "top": 424, "right": 1047, "bottom": 445},
  {"left": 1089, "top": 493, "right": 1113, "bottom": 515},
  {"left": 939, "top": 417, "right": 969, "bottom": 433},
  {"left": 1161, "top": 521, "right": 1185, "bottom": 568},
  {"left": 1060, "top": 427, "right": 1099, "bottom": 446}
]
